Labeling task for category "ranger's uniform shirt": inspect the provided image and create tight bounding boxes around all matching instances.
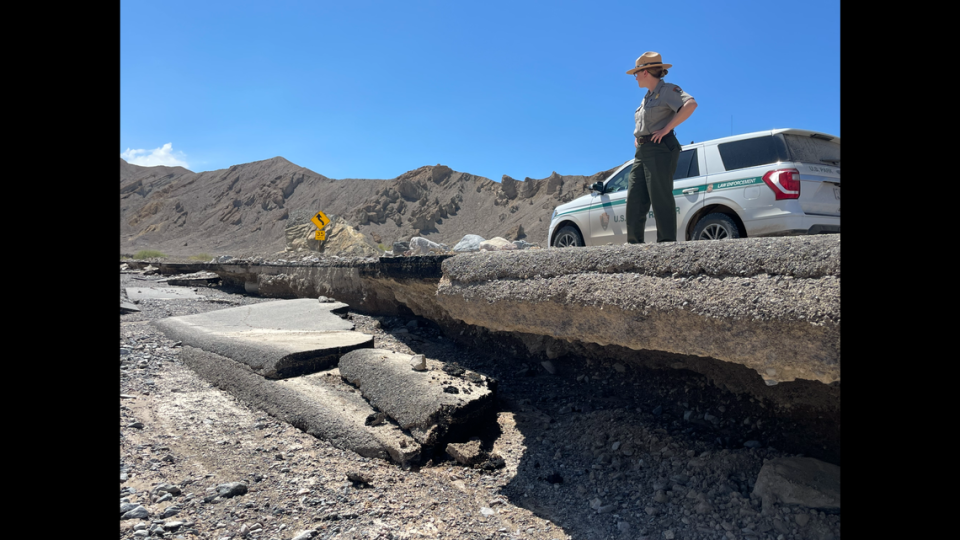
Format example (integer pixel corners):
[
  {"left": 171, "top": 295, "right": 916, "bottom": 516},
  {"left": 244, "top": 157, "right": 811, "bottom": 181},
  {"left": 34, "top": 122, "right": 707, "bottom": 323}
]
[{"left": 634, "top": 79, "right": 694, "bottom": 137}]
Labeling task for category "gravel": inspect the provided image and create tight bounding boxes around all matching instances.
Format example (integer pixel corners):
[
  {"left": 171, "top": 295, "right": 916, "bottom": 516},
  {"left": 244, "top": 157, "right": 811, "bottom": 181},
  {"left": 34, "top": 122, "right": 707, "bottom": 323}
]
[{"left": 119, "top": 270, "right": 841, "bottom": 540}]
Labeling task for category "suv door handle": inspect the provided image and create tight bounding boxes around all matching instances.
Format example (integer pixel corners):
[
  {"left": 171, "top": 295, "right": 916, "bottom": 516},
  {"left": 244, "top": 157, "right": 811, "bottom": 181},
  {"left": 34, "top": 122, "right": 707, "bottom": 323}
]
[{"left": 681, "top": 188, "right": 699, "bottom": 194}]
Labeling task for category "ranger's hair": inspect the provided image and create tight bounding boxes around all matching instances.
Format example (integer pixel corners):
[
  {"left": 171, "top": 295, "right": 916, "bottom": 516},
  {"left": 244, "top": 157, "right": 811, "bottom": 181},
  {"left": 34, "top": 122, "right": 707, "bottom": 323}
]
[{"left": 647, "top": 67, "right": 668, "bottom": 79}]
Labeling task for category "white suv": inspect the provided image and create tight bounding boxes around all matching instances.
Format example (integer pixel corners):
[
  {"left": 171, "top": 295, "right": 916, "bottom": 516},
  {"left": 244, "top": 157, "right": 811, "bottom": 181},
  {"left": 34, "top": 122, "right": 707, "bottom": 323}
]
[{"left": 547, "top": 128, "right": 840, "bottom": 246}]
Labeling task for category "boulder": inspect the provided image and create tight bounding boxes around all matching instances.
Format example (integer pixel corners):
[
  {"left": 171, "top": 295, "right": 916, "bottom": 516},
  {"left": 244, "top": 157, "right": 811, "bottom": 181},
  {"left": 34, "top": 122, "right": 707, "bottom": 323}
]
[
  {"left": 393, "top": 240, "right": 410, "bottom": 254},
  {"left": 480, "top": 237, "right": 516, "bottom": 251},
  {"left": 504, "top": 224, "right": 525, "bottom": 241},
  {"left": 320, "top": 218, "right": 381, "bottom": 257},
  {"left": 513, "top": 240, "right": 538, "bottom": 250},
  {"left": 284, "top": 222, "right": 321, "bottom": 252},
  {"left": 753, "top": 457, "right": 840, "bottom": 512},
  {"left": 409, "top": 237, "right": 447, "bottom": 255},
  {"left": 453, "top": 235, "right": 485, "bottom": 253}
]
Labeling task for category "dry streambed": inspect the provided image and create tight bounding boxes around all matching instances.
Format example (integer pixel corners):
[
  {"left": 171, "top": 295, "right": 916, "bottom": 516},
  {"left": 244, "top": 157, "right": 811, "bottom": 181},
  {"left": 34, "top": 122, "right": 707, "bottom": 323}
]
[{"left": 120, "top": 272, "right": 840, "bottom": 540}]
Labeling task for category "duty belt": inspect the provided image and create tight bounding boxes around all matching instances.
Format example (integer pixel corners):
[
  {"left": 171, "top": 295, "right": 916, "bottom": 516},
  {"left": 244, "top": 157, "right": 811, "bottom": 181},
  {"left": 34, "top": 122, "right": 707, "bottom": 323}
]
[{"left": 636, "top": 131, "right": 673, "bottom": 145}]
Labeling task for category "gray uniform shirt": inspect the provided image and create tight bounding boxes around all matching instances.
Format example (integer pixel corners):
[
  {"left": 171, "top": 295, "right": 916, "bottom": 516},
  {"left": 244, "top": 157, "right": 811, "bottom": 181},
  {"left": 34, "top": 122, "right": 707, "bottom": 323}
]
[{"left": 634, "top": 79, "right": 694, "bottom": 137}]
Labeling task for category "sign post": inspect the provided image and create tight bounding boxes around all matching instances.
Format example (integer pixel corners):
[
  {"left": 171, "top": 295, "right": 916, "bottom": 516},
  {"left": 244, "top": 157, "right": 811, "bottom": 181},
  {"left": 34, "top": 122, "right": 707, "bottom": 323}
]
[{"left": 311, "top": 210, "right": 330, "bottom": 243}]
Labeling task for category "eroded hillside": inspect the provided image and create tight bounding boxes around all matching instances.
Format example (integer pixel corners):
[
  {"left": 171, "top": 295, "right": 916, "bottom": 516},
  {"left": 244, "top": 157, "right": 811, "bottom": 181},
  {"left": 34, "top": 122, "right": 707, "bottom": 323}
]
[{"left": 120, "top": 157, "right": 617, "bottom": 257}]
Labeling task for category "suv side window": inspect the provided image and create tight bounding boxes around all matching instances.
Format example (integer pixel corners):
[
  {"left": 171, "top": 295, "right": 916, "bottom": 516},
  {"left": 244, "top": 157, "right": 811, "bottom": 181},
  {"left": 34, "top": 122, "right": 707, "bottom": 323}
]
[
  {"left": 674, "top": 149, "right": 700, "bottom": 179},
  {"left": 605, "top": 165, "right": 631, "bottom": 193},
  {"left": 717, "top": 135, "right": 789, "bottom": 171}
]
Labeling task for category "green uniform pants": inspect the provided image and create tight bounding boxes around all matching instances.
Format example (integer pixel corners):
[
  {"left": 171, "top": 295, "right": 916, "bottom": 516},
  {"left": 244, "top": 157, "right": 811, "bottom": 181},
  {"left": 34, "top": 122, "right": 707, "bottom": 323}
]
[{"left": 626, "top": 132, "right": 681, "bottom": 243}]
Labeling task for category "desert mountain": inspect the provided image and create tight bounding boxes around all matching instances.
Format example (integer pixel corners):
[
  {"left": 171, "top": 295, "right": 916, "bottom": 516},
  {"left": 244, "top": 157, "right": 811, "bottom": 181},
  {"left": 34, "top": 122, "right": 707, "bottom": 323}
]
[{"left": 120, "top": 156, "right": 619, "bottom": 257}]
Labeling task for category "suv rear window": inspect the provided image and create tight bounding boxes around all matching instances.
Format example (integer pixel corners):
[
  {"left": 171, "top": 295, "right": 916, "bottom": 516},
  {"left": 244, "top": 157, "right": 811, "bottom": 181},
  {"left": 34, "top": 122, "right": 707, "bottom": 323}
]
[
  {"left": 717, "top": 135, "right": 789, "bottom": 171},
  {"left": 782, "top": 134, "right": 840, "bottom": 166}
]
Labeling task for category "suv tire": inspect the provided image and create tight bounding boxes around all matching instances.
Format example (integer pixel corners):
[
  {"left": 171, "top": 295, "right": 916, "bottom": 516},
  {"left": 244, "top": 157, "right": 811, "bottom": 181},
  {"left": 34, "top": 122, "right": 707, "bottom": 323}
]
[
  {"left": 553, "top": 225, "right": 584, "bottom": 248},
  {"left": 692, "top": 213, "right": 741, "bottom": 241}
]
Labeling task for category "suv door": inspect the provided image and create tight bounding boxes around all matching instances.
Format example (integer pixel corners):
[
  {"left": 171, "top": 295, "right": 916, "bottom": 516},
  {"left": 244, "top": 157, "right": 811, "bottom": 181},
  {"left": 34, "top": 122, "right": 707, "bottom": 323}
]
[
  {"left": 588, "top": 163, "right": 631, "bottom": 245},
  {"left": 642, "top": 146, "right": 706, "bottom": 242}
]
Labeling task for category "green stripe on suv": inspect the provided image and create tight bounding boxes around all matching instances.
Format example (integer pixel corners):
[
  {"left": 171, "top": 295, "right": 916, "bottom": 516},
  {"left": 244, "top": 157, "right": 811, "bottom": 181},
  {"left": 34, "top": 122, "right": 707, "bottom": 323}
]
[{"left": 554, "top": 176, "right": 763, "bottom": 218}]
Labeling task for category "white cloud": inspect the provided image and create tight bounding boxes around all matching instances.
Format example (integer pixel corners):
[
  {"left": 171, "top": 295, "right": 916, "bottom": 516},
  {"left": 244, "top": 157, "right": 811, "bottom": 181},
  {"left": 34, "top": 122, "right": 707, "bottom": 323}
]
[{"left": 121, "top": 143, "right": 189, "bottom": 168}]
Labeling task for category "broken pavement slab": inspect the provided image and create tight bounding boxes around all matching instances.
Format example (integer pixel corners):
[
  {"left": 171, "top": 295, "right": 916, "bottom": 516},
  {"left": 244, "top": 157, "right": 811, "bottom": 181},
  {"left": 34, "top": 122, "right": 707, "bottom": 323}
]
[
  {"left": 125, "top": 287, "right": 207, "bottom": 301},
  {"left": 338, "top": 349, "right": 496, "bottom": 446},
  {"left": 153, "top": 298, "right": 373, "bottom": 379},
  {"left": 164, "top": 271, "right": 222, "bottom": 287},
  {"left": 753, "top": 456, "right": 841, "bottom": 512},
  {"left": 437, "top": 235, "right": 841, "bottom": 385},
  {"left": 181, "top": 346, "right": 420, "bottom": 464}
]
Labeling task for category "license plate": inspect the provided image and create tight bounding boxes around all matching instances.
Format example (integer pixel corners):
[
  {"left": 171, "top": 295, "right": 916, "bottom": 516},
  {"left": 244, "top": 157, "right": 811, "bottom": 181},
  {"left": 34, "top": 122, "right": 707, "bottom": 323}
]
[{"left": 833, "top": 186, "right": 840, "bottom": 200}]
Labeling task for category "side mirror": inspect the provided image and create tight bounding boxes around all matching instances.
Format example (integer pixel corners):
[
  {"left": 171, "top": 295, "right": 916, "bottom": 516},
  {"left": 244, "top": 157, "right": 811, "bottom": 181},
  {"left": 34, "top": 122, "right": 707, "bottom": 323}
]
[{"left": 590, "top": 181, "right": 604, "bottom": 193}]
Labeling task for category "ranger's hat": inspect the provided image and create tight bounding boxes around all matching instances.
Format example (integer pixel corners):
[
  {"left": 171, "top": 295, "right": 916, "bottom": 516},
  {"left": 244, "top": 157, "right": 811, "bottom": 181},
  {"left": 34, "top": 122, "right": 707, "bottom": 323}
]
[{"left": 626, "top": 52, "right": 672, "bottom": 74}]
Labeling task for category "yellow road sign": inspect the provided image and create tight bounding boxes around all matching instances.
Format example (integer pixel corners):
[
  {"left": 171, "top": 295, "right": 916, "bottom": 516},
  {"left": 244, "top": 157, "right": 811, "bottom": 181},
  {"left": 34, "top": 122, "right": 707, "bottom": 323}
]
[
  {"left": 310, "top": 210, "right": 330, "bottom": 229},
  {"left": 315, "top": 230, "right": 326, "bottom": 241}
]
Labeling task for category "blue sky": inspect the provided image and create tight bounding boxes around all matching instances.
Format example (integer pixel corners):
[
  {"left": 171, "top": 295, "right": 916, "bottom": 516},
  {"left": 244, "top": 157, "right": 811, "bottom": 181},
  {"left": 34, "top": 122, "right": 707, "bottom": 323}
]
[{"left": 120, "top": 0, "right": 840, "bottom": 182}]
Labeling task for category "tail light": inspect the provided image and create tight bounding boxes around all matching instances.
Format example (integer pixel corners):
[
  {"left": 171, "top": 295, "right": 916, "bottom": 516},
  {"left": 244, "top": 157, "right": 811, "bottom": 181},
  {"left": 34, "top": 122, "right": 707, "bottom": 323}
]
[{"left": 762, "top": 168, "right": 800, "bottom": 200}]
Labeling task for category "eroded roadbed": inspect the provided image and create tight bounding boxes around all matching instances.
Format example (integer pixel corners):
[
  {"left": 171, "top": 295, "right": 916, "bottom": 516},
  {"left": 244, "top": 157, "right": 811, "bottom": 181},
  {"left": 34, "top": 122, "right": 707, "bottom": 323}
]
[{"left": 121, "top": 272, "right": 840, "bottom": 540}]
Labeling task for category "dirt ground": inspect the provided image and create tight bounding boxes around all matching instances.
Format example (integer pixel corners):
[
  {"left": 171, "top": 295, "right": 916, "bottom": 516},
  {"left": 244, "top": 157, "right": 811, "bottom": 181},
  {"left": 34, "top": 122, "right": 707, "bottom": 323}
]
[{"left": 120, "top": 272, "right": 840, "bottom": 540}]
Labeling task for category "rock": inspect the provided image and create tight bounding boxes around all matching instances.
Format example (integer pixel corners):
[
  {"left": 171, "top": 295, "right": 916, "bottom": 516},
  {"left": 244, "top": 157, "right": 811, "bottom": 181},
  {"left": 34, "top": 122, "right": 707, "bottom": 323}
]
[
  {"left": 216, "top": 482, "right": 248, "bottom": 498},
  {"left": 664, "top": 530, "right": 675, "bottom": 539},
  {"left": 504, "top": 224, "right": 525, "bottom": 241},
  {"left": 392, "top": 241, "right": 410, "bottom": 254},
  {"left": 154, "top": 483, "right": 181, "bottom": 495},
  {"left": 160, "top": 505, "right": 181, "bottom": 519},
  {"left": 795, "top": 513, "right": 810, "bottom": 527},
  {"left": 752, "top": 457, "right": 840, "bottom": 511},
  {"left": 410, "top": 354, "right": 427, "bottom": 371},
  {"left": 320, "top": 218, "right": 382, "bottom": 257},
  {"left": 480, "top": 237, "right": 516, "bottom": 251},
  {"left": 290, "top": 530, "right": 318, "bottom": 540},
  {"left": 597, "top": 503, "right": 616, "bottom": 513},
  {"left": 121, "top": 505, "right": 149, "bottom": 520},
  {"left": 120, "top": 502, "right": 139, "bottom": 516},
  {"left": 446, "top": 440, "right": 484, "bottom": 465},
  {"left": 409, "top": 236, "right": 447, "bottom": 255},
  {"left": 347, "top": 472, "right": 372, "bottom": 485},
  {"left": 617, "top": 521, "right": 631, "bottom": 534},
  {"left": 513, "top": 240, "right": 537, "bottom": 250},
  {"left": 613, "top": 363, "right": 626, "bottom": 373},
  {"left": 744, "top": 440, "right": 762, "bottom": 448},
  {"left": 480, "top": 507, "right": 495, "bottom": 516},
  {"left": 540, "top": 360, "right": 556, "bottom": 374},
  {"left": 453, "top": 234, "right": 485, "bottom": 252},
  {"left": 128, "top": 422, "right": 144, "bottom": 429}
]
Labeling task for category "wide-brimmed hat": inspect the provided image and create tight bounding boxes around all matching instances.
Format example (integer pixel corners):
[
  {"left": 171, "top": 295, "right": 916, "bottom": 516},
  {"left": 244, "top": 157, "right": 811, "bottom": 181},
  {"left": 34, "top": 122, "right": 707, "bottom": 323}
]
[{"left": 626, "top": 52, "right": 672, "bottom": 74}]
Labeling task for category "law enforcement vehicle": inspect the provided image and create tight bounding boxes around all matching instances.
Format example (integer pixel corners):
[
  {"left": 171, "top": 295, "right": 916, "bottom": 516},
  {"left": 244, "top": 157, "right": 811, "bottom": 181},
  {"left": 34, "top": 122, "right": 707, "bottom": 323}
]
[{"left": 547, "top": 129, "right": 840, "bottom": 246}]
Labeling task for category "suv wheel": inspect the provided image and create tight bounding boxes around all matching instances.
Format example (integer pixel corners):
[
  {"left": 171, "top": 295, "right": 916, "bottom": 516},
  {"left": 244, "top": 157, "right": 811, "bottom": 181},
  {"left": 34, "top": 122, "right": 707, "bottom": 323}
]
[
  {"left": 692, "top": 213, "right": 741, "bottom": 241},
  {"left": 553, "top": 225, "right": 584, "bottom": 247}
]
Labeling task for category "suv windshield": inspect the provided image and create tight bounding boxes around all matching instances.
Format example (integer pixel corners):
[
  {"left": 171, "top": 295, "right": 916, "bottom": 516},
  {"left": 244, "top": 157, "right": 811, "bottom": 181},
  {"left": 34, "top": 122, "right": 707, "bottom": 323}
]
[{"left": 604, "top": 165, "right": 631, "bottom": 193}]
